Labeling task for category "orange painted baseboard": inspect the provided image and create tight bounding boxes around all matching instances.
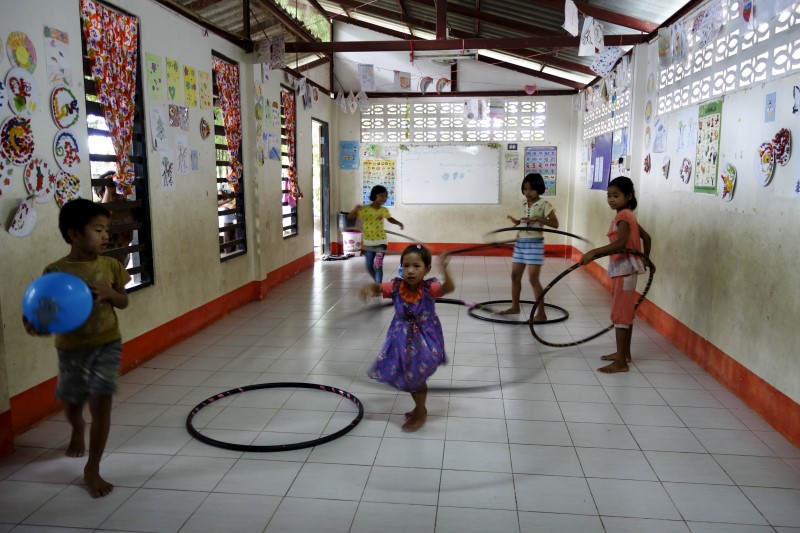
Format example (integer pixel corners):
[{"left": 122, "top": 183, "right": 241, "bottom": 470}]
[
  {"left": 5, "top": 252, "right": 315, "bottom": 446},
  {"left": 0, "top": 410, "right": 13, "bottom": 456},
  {"left": 569, "top": 248, "right": 799, "bottom": 447}
]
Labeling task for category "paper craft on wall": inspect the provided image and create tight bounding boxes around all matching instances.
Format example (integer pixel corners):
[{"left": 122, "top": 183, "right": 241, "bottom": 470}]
[
  {"left": 54, "top": 171, "right": 80, "bottom": 208},
  {"left": 692, "top": 2, "right": 723, "bottom": 50},
  {"left": 755, "top": 142, "right": 775, "bottom": 186},
  {"left": 657, "top": 27, "right": 671, "bottom": 68},
  {"left": 267, "top": 133, "right": 280, "bottom": 160},
  {"left": 7, "top": 32, "right": 37, "bottom": 73},
  {"left": 652, "top": 119, "right": 667, "bottom": 153},
  {"left": 23, "top": 158, "right": 56, "bottom": 203},
  {"left": 168, "top": 104, "right": 180, "bottom": 126},
  {"left": 6, "top": 68, "right": 40, "bottom": 116},
  {"left": 361, "top": 159, "right": 396, "bottom": 206},
  {"left": 524, "top": 146, "right": 557, "bottom": 196},
  {"left": 793, "top": 86, "right": 799, "bottom": 114},
  {"left": 694, "top": 99, "right": 722, "bottom": 194},
  {"left": 183, "top": 65, "right": 197, "bottom": 107},
  {"left": 150, "top": 106, "right": 167, "bottom": 149},
  {"left": 145, "top": 52, "right": 163, "bottom": 101},
  {"left": 662, "top": 156, "right": 671, "bottom": 180},
  {"left": 765, "top": 92, "right": 776, "bottom": 122},
  {"left": 175, "top": 134, "right": 189, "bottom": 174},
  {"left": 0, "top": 159, "right": 13, "bottom": 197},
  {"left": 53, "top": 130, "right": 81, "bottom": 172},
  {"left": 198, "top": 71, "right": 212, "bottom": 109},
  {"left": 590, "top": 46, "right": 624, "bottom": 77},
  {"left": 44, "top": 27, "right": 72, "bottom": 87},
  {"left": 719, "top": 162, "right": 736, "bottom": 201},
  {"left": 0, "top": 115, "right": 35, "bottom": 166},
  {"left": 179, "top": 106, "right": 189, "bottom": 131},
  {"left": 166, "top": 57, "right": 181, "bottom": 102},
  {"left": 340, "top": 140, "right": 359, "bottom": 169},
  {"left": 8, "top": 198, "right": 37, "bottom": 237},
  {"left": 773, "top": 128, "right": 791, "bottom": 166},
  {"left": 671, "top": 20, "right": 688, "bottom": 65},
  {"left": 0, "top": 81, "right": 6, "bottom": 115},
  {"left": 159, "top": 150, "right": 175, "bottom": 189},
  {"left": 50, "top": 85, "right": 79, "bottom": 129}
]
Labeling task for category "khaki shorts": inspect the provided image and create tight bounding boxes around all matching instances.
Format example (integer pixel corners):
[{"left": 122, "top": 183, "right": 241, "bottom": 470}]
[{"left": 56, "top": 340, "right": 122, "bottom": 404}]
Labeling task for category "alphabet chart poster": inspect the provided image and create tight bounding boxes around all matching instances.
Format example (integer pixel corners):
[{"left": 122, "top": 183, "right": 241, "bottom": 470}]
[
  {"left": 361, "top": 159, "right": 396, "bottom": 207},
  {"left": 694, "top": 99, "right": 722, "bottom": 194},
  {"left": 524, "top": 146, "right": 558, "bottom": 196}
]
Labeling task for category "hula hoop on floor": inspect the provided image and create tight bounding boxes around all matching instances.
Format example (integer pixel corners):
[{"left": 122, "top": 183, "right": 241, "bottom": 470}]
[
  {"left": 467, "top": 300, "right": 569, "bottom": 325},
  {"left": 529, "top": 249, "right": 655, "bottom": 348},
  {"left": 484, "top": 226, "right": 593, "bottom": 243},
  {"left": 186, "top": 382, "right": 364, "bottom": 452}
]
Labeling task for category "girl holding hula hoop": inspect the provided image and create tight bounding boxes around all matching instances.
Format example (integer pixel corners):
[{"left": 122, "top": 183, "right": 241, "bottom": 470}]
[{"left": 581, "top": 176, "right": 654, "bottom": 374}]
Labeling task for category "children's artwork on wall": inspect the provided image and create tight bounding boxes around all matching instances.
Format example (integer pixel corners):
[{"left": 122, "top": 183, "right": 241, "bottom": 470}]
[
  {"left": 691, "top": 2, "right": 723, "bottom": 50},
  {"left": 23, "top": 157, "right": 56, "bottom": 203},
  {"left": 504, "top": 152, "right": 519, "bottom": 171},
  {"left": 158, "top": 150, "right": 175, "bottom": 189},
  {"left": 676, "top": 107, "right": 698, "bottom": 151},
  {"left": 340, "top": 140, "right": 359, "bottom": 169},
  {"left": 0, "top": 81, "right": 6, "bottom": 114},
  {"left": 361, "top": 159, "right": 396, "bottom": 206},
  {"left": 680, "top": 157, "right": 692, "bottom": 183},
  {"left": 267, "top": 133, "right": 280, "bottom": 160},
  {"left": 54, "top": 171, "right": 80, "bottom": 207},
  {"left": 50, "top": 85, "right": 79, "bottom": 129},
  {"left": 644, "top": 126, "right": 651, "bottom": 150},
  {"left": 765, "top": 92, "right": 776, "bottom": 122},
  {"left": 175, "top": 134, "right": 189, "bottom": 174},
  {"left": 168, "top": 104, "right": 180, "bottom": 127},
  {"left": 179, "top": 106, "right": 189, "bottom": 131},
  {"left": 524, "top": 145, "right": 557, "bottom": 196},
  {"left": 145, "top": 52, "right": 163, "bottom": 101},
  {"left": 590, "top": 46, "right": 624, "bottom": 77},
  {"left": 0, "top": 158, "right": 13, "bottom": 197},
  {"left": 53, "top": 130, "right": 81, "bottom": 172},
  {"left": 7, "top": 198, "right": 36, "bottom": 237},
  {"left": 0, "top": 115, "right": 35, "bottom": 166},
  {"left": 793, "top": 155, "right": 800, "bottom": 198},
  {"left": 272, "top": 101, "right": 280, "bottom": 126},
  {"left": 644, "top": 154, "right": 651, "bottom": 174},
  {"left": 198, "top": 70, "right": 212, "bottom": 109},
  {"left": 694, "top": 99, "right": 722, "bottom": 194},
  {"left": 43, "top": 27, "right": 72, "bottom": 87},
  {"left": 199, "top": 117, "right": 210, "bottom": 140},
  {"left": 644, "top": 100, "right": 653, "bottom": 124},
  {"left": 590, "top": 133, "right": 612, "bottom": 190},
  {"left": 662, "top": 156, "right": 671, "bottom": 180},
  {"left": 149, "top": 106, "right": 167, "bottom": 150},
  {"left": 719, "top": 162, "right": 736, "bottom": 201},
  {"left": 755, "top": 142, "right": 775, "bottom": 186},
  {"left": 191, "top": 149, "right": 198, "bottom": 171},
  {"left": 256, "top": 136, "right": 265, "bottom": 167},
  {"left": 772, "top": 128, "right": 791, "bottom": 166},
  {"left": 657, "top": 27, "right": 671, "bottom": 68},
  {"left": 7, "top": 32, "right": 37, "bottom": 73},
  {"left": 671, "top": 20, "right": 688, "bottom": 65},
  {"left": 6, "top": 68, "right": 40, "bottom": 116},
  {"left": 166, "top": 57, "right": 181, "bottom": 102},
  {"left": 183, "top": 65, "right": 197, "bottom": 107},
  {"left": 646, "top": 72, "right": 655, "bottom": 96},
  {"left": 793, "top": 86, "right": 799, "bottom": 114},
  {"left": 652, "top": 118, "right": 667, "bottom": 153}
]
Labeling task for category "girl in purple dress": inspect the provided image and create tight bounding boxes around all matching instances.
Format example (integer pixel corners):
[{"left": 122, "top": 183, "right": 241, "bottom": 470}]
[{"left": 360, "top": 244, "right": 454, "bottom": 431}]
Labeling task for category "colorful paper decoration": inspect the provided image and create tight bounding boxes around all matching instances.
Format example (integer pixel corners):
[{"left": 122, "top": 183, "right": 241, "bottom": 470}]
[
  {"left": 23, "top": 157, "right": 56, "bottom": 203},
  {"left": 8, "top": 198, "right": 37, "bottom": 237},
  {"left": 347, "top": 91, "right": 357, "bottom": 113},
  {"left": 0, "top": 158, "right": 13, "bottom": 197},
  {"left": 53, "top": 130, "right": 81, "bottom": 172},
  {"left": 590, "top": 46, "right": 623, "bottom": 77},
  {"left": 6, "top": 67, "right": 40, "bottom": 116},
  {"left": 773, "top": 128, "right": 791, "bottom": 166},
  {"left": 644, "top": 154, "right": 651, "bottom": 173},
  {"left": 145, "top": 52, "right": 163, "bottom": 101},
  {"left": 166, "top": 57, "right": 181, "bottom": 102},
  {"left": 0, "top": 115, "right": 35, "bottom": 166},
  {"left": 680, "top": 157, "right": 692, "bottom": 183},
  {"left": 419, "top": 76, "right": 433, "bottom": 94},
  {"left": 43, "top": 26, "right": 72, "bottom": 87},
  {"left": 50, "top": 85, "right": 80, "bottom": 128},
  {"left": 199, "top": 117, "right": 211, "bottom": 140},
  {"left": 755, "top": 143, "right": 775, "bottom": 186},
  {"left": 183, "top": 65, "right": 197, "bottom": 107},
  {"left": 54, "top": 171, "right": 81, "bottom": 207},
  {"left": 198, "top": 70, "right": 212, "bottom": 109},
  {"left": 7, "top": 32, "right": 37, "bottom": 73},
  {"left": 662, "top": 156, "right": 671, "bottom": 180},
  {"left": 435, "top": 78, "right": 450, "bottom": 94},
  {"left": 150, "top": 106, "right": 167, "bottom": 150},
  {"left": 393, "top": 70, "right": 411, "bottom": 91},
  {"left": 719, "top": 163, "right": 736, "bottom": 201}
]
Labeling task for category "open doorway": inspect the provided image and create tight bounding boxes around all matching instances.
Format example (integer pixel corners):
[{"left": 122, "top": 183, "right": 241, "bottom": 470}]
[{"left": 311, "top": 119, "right": 331, "bottom": 256}]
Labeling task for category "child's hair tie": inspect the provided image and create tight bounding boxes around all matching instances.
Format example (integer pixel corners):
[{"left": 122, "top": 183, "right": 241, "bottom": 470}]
[{"left": 415, "top": 244, "right": 422, "bottom": 249}]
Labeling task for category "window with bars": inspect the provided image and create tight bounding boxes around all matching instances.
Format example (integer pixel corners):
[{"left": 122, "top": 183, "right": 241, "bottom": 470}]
[
  {"left": 81, "top": 1, "right": 153, "bottom": 291},
  {"left": 213, "top": 52, "right": 247, "bottom": 260},
  {"left": 361, "top": 100, "right": 547, "bottom": 143},
  {"left": 280, "top": 86, "right": 298, "bottom": 238}
]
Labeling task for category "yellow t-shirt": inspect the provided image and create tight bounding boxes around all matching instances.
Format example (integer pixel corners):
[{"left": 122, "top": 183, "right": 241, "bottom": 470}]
[
  {"left": 44, "top": 256, "right": 131, "bottom": 350},
  {"left": 357, "top": 205, "right": 392, "bottom": 246},
  {"left": 518, "top": 198, "right": 554, "bottom": 238}
]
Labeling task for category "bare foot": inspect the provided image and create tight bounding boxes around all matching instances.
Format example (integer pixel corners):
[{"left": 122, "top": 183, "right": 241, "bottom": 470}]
[
  {"left": 405, "top": 410, "right": 414, "bottom": 420},
  {"left": 598, "top": 361, "right": 630, "bottom": 373},
  {"left": 600, "top": 353, "right": 631, "bottom": 362},
  {"left": 497, "top": 307, "right": 520, "bottom": 315},
  {"left": 85, "top": 468, "right": 114, "bottom": 498},
  {"left": 531, "top": 314, "right": 548, "bottom": 323},
  {"left": 402, "top": 410, "right": 427, "bottom": 431},
  {"left": 65, "top": 430, "right": 85, "bottom": 458}
]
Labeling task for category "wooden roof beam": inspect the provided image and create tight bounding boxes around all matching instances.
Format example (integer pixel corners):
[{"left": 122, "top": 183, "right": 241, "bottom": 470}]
[
  {"left": 253, "top": 0, "right": 330, "bottom": 58},
  {"left": 436, "top": 0, "right": 447, "bottom": 39},
  {"left": 529, "top": 0, "right": 658, "bottom": 32}
]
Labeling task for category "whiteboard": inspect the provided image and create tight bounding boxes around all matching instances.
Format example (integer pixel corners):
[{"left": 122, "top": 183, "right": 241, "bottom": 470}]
[{"left": 399, "top": 145, "right": 500, "bottom": 204}]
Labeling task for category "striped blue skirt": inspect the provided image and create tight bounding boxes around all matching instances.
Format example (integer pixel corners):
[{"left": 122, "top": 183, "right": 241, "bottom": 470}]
[{"left": 512, "top": 237, "right": 544, "bottom": 265}]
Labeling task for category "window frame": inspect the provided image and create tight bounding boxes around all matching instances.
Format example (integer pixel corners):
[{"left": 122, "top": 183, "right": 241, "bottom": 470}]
[{"left": 280, "top": 84, "right": 298, "bottom": 239}]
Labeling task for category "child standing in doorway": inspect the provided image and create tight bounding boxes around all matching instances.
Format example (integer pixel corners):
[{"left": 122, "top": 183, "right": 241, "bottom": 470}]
[
  {"left": 360, "top": 244, "right": 454, "bottom": 431},
  {"left": 349, "top": 185, "right": 404, "bottom": 283},
  {"left": 23, "top": 198, "right": 131, "bottom": 498},
  {"left": 499, "top": 173, "right": 559, "bottom": 322},
  {"left": 581, "top": 176, "right": 653, "bottom": 374}
]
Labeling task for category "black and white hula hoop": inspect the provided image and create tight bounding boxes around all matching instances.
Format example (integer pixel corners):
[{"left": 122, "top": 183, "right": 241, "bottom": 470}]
[
  {"left": 467, "top": 300, "right": 569, "bottom": 325},
  {"left": 485, "top": 226, "right": 594, "bottom": 243},
  {"left": 529, "top": 249, "right": 655, "bottom": 348},
  {"left": 186, "top": 382, "right": 364, "bottom": 452}
]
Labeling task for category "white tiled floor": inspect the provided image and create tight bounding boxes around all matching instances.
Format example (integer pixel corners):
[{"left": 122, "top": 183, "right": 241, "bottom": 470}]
[{"left": 2, "top": 256, "right": 799, "bottom": 532}]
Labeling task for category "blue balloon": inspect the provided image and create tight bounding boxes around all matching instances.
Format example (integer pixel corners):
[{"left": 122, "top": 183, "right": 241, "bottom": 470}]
[{"left": 22, "top": 273, "right": 93, "bottom": 334}]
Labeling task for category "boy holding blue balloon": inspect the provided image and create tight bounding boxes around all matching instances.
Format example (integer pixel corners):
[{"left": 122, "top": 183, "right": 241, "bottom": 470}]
[{"left": 23, "top": 198, "right": 130, "bottom": 498}]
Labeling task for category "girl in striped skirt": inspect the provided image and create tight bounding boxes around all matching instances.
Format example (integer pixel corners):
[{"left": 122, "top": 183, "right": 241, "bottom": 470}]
[{"left": 499, "top": 173, "right": 559, "bottom": 322}]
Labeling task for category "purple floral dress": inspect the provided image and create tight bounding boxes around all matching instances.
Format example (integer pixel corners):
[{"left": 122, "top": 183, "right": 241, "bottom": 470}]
[{"left": 368, "top": 278, "right": 447, "bottom": 392}]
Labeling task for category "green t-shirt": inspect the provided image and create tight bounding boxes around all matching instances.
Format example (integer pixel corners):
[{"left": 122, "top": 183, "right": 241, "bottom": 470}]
[
  {"left": 44, "top": 256, "right": 131, "bottom": 350},
  {"left": 357, "top": 205, "right": 392, "bottom": 245}
]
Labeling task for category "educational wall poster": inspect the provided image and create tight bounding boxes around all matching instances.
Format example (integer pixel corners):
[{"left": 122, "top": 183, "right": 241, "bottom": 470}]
[
  {"left": 44, "top": 27, "right": 72, "bottom": 87},
  {"left": 524, "top": 146, "right": 557, "bottom": 196},
  {"left": 361, "top": 159, "right": 396, "bottom": 207},
  {"left": 590, "top": 133, "right": 613, "bottom": 190},
  {"left": 340, "top": 140, "right": 359, "bottom": 169},
  {"left": 694, "top": 99, "right": 722, "bottom": 194},
  {"left": 145, "top": 52, "right": 163, "bottom": 101}
]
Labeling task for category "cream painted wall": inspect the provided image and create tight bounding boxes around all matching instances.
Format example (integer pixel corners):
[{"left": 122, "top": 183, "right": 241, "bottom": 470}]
[
  {"left": 570, "top": 38, "right": 800, "bottom": 403},
  {"left": 335, "top": 96, "right": 578, "bottom": 246},
  {"left": 0, "top": 0, "right": 330, "bottom": 399}
]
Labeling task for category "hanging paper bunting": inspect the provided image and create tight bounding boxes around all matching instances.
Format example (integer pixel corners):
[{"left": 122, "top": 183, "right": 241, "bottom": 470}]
[
  {"left": 671, "top": 21, "right": 688, "bottom": 65},
  {"left": 347, "top": 91, "right": 357, "bottom": 114},
  {"left": 692, "top": 2, "right": 724, "bottom": 50},
  {"left": 590, "top": 47, "right": 623, "bottom": 77},
  {"left": 435, "top": 78, "right": 450, "bottom": 94},
  {"left": 356, "top": 90, "right": 370, "bottom": 112},
  {"left": 358, "top": 64, "right": 375, "bottom": 92},
  {"left": 578, "top": 17, "right": 596, "bottom": 56},
  {"left": 336, "top": 90, "right": 346, "bottom": 113},
  {"left": 562, "top": 0, "right": 579, "bottom": 36},
  {"left": 419, "top": 76, "right": 433, "bottom": 94},
  {"left": 393, "top": 70, "right": 411, "bottom": 91},
  {"left": 657, "top": 28, "right": 672, "bottom": 69},
  {"left": 269, "top": 36, "right": 285, "bottom": 70}
]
